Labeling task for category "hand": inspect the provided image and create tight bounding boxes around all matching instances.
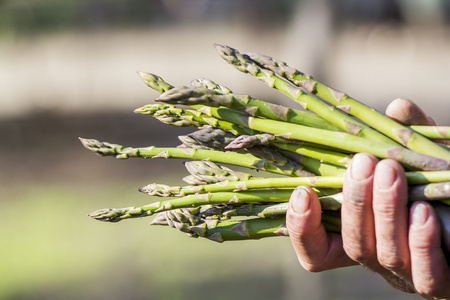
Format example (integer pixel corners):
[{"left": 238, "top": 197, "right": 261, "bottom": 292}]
[{"left": 286, "top": 98, "right": 450, "bottom": 299}]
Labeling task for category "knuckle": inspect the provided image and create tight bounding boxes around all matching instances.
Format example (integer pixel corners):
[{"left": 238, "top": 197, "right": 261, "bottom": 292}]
[
  {"left": 343, "top": 242, "right": 375, "bottom": 266},
  {"left": 378, "top": 257, "right": 407, "bottom": 272},
  {"left": 377, "top": 244, "right": 409, "bottom": 273},
  {"left": 298, "top": 259, "right": 326, "bottom": 273}
]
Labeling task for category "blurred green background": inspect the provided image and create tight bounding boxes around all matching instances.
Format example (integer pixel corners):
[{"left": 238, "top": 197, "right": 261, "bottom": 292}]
[{"left": 1, "top": 0, "right": 449, "bottom": 299}]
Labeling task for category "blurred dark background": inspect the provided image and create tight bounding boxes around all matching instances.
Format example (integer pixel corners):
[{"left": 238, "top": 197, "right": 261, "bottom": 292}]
[{"left": 1, "top": 0, "right": 449, "bottom": 299}]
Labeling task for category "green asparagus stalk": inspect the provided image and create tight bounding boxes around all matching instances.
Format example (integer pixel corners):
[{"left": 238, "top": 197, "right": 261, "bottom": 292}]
[
  {"left": 226, "top": 134, "right": 352, "bottom": 168},
  {"left": 79, "top": 138, "right": 302, "bottom": 176},
  {"left": 138, "top": 71, "right": 449, "bottom": 142},
  {"left": 194, "top": 130, "right": 346, "bottom": 176},
  {"left": 95, "top": 180, "right": 449, "bottom": 226},
  {"left": 171, "top": 115, "right": 341, "bottom": 176},
  {"left": 199, "top": 203, "right": 290, "bottom": 219},
  {"left": 156, "top": 208, "right": 342, "bottom": 241},
  {"left": 409, "top": 125, "right": 450, "bottom": 140},
  {"left": 191, "top": 76, "right": 450, "bottom": 142},
  {"left": 136, "top": 104, "right": 323, "bottom": 175},
  {"left": 223, "top": 133, "right": 276, "bottom": 148},
  {"left": 190, "top": 77, "right": 450, "bottom": 145},
  {"left": 139, "top": 171, "right": 450, "bottom": 198},
  {"left": 278, "top": 149, "right": 347, "bottom": 176},
  {"left": 155, "top": 207, "right": 344, "bottom": 242},
  {"left": 242, "top": 145, "right": 316, "bottom": 177},
  {"left": 88, "top": 189, "right": 294, "bottom": 222},
  {"left": 192, "top": 77, "right": 338, "bottom": 133},
  {"left": 135, "top": 104, "right": 255, "bottom": 136},
  {"left": 166, "top": 214, "right": 290, "bottom": 242},
  {"left": 157, "top": 86, "right": 341, "bottom": 132},
  {"left": 184, "top": 160, "right": 254, "bottom": 181},
  {"left": 214, "top": 44, "right": 403, "bottom": 147},
  {"left": 245, "top": 51, "right": 450, "bottom": 160},
  {"left": 187, "top": 105, "right": 450, "bottom": 171},
  {"left": 138, "top": 72, "right": 446, "bottom": 170},
  {"left": 273, "top": 142, "right": 353, "bottom": 168},
  {"left": 409, "top": 181, "right": 450, "bottom": 202},
  {"left": 181, "top": 161, "right": 255, "bottom": 185}
]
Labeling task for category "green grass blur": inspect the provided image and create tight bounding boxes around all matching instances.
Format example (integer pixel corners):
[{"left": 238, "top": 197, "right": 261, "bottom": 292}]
[{"left": 0, "top": 180, "right": 290, "bottom": 300}]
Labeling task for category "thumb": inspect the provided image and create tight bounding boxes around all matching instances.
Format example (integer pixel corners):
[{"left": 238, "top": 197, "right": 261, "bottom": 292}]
[
  {"left": 385, "top": 98, "right": 437, "bottom": 126},
  {"left": 386, "top": 98, "right": 449, "bottom": 145}
]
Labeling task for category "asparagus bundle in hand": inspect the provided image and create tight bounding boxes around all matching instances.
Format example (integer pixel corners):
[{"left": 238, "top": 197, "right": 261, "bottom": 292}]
[{"left": 81, "top": 44, "right": 450, "bottom": 243}]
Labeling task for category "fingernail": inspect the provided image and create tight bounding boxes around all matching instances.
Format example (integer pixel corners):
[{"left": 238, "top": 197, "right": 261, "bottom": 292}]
[
  {"left": 350, "top": 153, "right": 375, "bottom": 180},
  {"left": 375, "top": 162, "right": 396, "bottom": 189},
  {"left": 412, "top": 202, "right": 429, "bottom": 227},
  {"left": 291, "top": 187, "right": 311, "bottom": 214}
]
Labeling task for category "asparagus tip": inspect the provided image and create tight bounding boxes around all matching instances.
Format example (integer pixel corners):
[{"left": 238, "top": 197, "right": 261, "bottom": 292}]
[
  {"left": 88, "top": 208, "right": 120, "bottom": 222},
  {"left": 213, "top": 43, "right": 234, "bottom": 58},
  {"left": 79, "top": 137, "right": 123, "bottom": 157}
]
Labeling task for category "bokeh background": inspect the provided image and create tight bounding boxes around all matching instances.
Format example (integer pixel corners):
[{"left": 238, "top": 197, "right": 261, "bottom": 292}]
[{"left": 1, "top": 0, "right": 449, "bottom": 299}]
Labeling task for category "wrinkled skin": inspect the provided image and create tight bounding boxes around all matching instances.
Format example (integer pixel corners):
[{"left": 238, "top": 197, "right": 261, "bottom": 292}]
[{"left": 287, "top": 98, "right": 450, "bottom": 299}]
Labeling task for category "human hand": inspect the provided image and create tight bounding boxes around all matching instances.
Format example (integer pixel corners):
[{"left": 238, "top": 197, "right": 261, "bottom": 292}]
[{"left": 286, "top": 98, "right": 450, "bottom": 299}]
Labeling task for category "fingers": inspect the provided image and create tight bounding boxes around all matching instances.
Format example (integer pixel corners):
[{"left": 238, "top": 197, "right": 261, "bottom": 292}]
[
  {"left": 342, "top": 154, "right": 415, "bottom": 292},
  {"left": 286, "top": 186, "right": 356, "bottom": 271},
  {"left": 341, "top": 153, "right": 378, "bottom": 267},
  {"left": 385, "top": 98, "right": 437, "bottom": 126},
  {"left": 409, "top": 202, "right": 450, "bottom": 298},
  {"left": 372, "top": 159, "right": 411, "bottom": 276}
]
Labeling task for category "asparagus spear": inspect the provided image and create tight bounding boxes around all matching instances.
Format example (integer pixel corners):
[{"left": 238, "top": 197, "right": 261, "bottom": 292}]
[
  {"left": 158, "top": 85, "right": 341, "bottom": 132},
  {"left": 409, "top": 125, "right": 450, "bottom": 140},
  {"left": 164, "top": 213, "right": 290, "bottom": 242},
  {"left": 191, "top": 76, "right": 450, "bottom": 142},
  {"left": 213, "top": 44, "right": 403, "bottom": 147},
  {"left": 155, "top": 208, "right": 341, "bottom": 241},
  {"left": 135, "top": 103, "right": 255, "bottom": 136},
  {"left": 198, "top": 203, "right": 291, "bottom": 219},
  {"left": 88, "top": 190, "right": 294, "bottom": 222},
  {"left": 136, "top": 105, "right": 332, "bottom": 176},
  {"left": 181, "top": 161, "right": 255, "bottom": 185},
  {"left": 169, "top": 103, "right": 449, "bottom": 171},
  {"left": 272, "top": 142, "right": 353, "bottom": 167},
  {"left": 245, "top": 51, "right": 450, "bottom": 160},
  {"left": 278, "top": 149, "right": 347, "bottom": 176},
  {"left": 190, "top": 77, "right": 450, "bottom": 142},
  {"left": 192, "top": 78, "right": 450, "bottom": 140},
  {"left": 139, "top": 172, "right": 450, "bottom": 198},
  {"left": 138, "top": 71, "right": 449, "bottom": 142},
  {"left": 184, "top": 160, "right": 254, "bottom": 180},
  {"left": 93, "top": 177, "right": 450, "bottom": 224},
  {"left": 409, "top": 181, "right": 450, "bottom": 202},
  {"left": 225, "top": 134, "right": 352, "bottom": 168},
  {"left": 79, "top": 138, "right": 302, "bottom": 176}
]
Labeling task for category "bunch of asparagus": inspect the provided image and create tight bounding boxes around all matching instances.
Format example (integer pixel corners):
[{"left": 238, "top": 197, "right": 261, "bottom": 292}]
[{"left": 81, "top": 44, "right": 450, "bottom": 243}]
